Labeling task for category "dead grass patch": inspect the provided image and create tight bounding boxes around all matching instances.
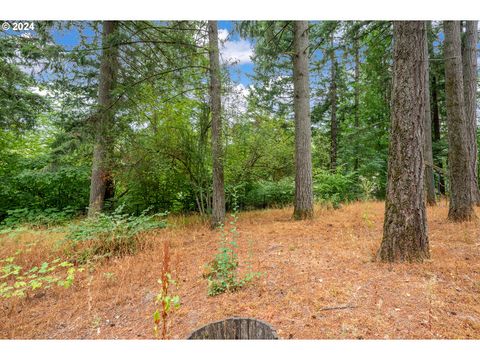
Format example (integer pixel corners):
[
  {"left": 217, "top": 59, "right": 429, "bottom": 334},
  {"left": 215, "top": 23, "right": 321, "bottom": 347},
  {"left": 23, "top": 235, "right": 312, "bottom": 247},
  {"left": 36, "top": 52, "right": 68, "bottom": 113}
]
[{"left": 0, "top": 201, "right": 479, "bottom": 339}]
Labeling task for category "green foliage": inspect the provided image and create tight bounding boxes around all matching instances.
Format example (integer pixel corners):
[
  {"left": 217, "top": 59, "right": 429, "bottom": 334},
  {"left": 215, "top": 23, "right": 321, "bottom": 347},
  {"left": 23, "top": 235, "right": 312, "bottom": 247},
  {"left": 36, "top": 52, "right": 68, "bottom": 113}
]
[
  {"left": 0, "top": 256, "right": 84, "bottom": 299},
  {"left": 241, "top": 178, "right": 294, "bottom": 209},
  {"left": 1, "top": 207, "right": 78, "bottom": 228},
  {"left": 313, "top": 169, "right": 359, "bottom": 206},
  {"left": 0, "top": 20, "right": 453, "bottom": 225},
  {"left": 65, "top": 206, "right": 167, "bottom": 262},
  {"left": 358, "top": 175, "right": 379, "bottom": 201},
  {"left": 0, "top": 148, "right": 91, "bottom": 223},
  {"left": 233, "top": 170, "right": 360, "bottom": 210},
  {"left": 204, "top": 231, "right": 241, "bottom": 296},
  {"left": 204, "top": 191, "right": 261, "bottom": 296},
  {"left": 0, "top": 34, "right": 51, "bottom": 131}
]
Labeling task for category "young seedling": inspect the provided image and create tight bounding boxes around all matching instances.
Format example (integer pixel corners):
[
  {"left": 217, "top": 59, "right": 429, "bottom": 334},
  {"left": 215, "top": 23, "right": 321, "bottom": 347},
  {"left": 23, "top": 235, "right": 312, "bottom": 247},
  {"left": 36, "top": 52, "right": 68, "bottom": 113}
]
[
  {"left": 153, "top": 241, "right": 180, "bottom": 339},
  {"left": 204, "top": 188, "right": 262, "bottom": 296}
]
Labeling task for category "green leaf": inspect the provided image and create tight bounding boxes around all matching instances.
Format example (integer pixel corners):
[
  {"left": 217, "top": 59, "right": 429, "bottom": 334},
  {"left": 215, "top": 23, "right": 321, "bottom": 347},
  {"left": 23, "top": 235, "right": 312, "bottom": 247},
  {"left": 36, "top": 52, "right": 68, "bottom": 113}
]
[
  {"left": 29, "top": 280, "right": 43, "bottom": 290},
  {"left": 153, "top": 310, "right": 160, "bottom": 323},
  {"left": 14, "top": 281, "right": 27, "bottom": 288},
  {"left": 27, "top": 266, "right": 39, "bottom": 274},
  {"left": 38, "top": 262, "right": 49, "bottom": 274}
]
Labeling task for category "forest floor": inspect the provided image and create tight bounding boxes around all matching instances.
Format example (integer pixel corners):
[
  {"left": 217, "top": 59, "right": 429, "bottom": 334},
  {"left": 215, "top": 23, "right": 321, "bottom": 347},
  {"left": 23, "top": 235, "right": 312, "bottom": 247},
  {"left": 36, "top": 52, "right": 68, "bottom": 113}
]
[{"left": 1, "top": 200, "right": 479, "bottom": 339}]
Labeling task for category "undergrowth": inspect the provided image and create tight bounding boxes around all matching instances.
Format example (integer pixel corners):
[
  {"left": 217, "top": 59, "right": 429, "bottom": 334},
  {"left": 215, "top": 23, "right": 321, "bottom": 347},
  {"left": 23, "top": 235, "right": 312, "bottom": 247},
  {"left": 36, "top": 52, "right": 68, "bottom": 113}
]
[
  {"left": 64, "top": 206, "right": 167, "bottom": 263},
  {"left": 1, "top": 207, "right": 78, "bottom": 229},
  {"left": 204, "top": 190, "right": 262, "bottom": 296},
  {"left": 153, "top": 241, "right": 180, "bottom": 339},
  {"left": 0, "top": 255, "right": 83, "bottom": 299}
]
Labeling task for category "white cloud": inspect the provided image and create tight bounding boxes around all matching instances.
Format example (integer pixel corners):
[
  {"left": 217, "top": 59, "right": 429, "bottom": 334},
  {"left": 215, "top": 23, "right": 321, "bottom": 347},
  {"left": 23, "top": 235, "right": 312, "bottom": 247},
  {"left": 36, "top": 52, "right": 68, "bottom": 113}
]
[
  {"left": 29, "top": 86, "right": 50, "bottom": 97},
  {"left": 218, "top": 28, "right": 229, "bottom": 42},
  {"left": 234, "top": 83, "right": 252, "bottom": 98},
  {"left": 194, "top": 27, "right": 254, "bottom": 65},
  {"left": 218, "top": 28, "right": 253, "bottom": 65}
]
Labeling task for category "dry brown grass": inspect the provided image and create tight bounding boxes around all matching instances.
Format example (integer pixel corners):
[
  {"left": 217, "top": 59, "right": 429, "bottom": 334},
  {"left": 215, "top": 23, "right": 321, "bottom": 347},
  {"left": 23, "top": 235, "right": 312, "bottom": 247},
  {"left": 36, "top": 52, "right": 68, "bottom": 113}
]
[{"left": 1, "top": 200, "right": 479, "bottom": 339}]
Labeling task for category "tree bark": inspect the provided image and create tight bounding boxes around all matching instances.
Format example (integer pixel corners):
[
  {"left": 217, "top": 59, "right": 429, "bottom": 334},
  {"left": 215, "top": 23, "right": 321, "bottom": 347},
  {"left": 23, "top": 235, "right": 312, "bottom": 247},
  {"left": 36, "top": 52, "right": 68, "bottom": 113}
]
[
  {"left": 377, "top": 21, "right": 429, "bottom": 262},
  {"left": 424, "top": 21, "right": 436, "bottom": 205},
  {"left": 208, "top": 21, "right": 226, "bottom": 227},
  {"left": 462, "top": 21, "right": 480, "bottom": 206},
  {"left": 88, "top": 21, "right": 119, "bottom": 217},
  {"left": 292, "top": 21, "right": 314, "bottom": 220},
  {"left": 330, "top": 32, "right": 338, "bottom": 172},
  {"left": 431, "top": 73, "right": 441, "bottom": 142},
  {"left": 444, "top": 21, "right": 475, "bottom": 221}
]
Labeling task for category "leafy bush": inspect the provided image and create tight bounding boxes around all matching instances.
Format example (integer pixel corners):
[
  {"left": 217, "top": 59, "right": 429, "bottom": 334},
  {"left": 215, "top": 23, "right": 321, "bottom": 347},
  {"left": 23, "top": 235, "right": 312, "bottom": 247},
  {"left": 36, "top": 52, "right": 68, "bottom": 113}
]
[
  {"left": 0, "top": 164, "right": 90, "bottom": 221},
  {"left": 65, "top": 206, "right": 167, "bottom": 262},
  {"left": 313, "top": 169, "right": 360, "bottom": 206},
  {"left": 1, "top": 206, "right": 78, "bottom": 228},
  {"left": 232, "top": 170, "right": 361, "bottom": 211},
  {"left": 240, "top": 178, "right": 295, "bottom": 210}
]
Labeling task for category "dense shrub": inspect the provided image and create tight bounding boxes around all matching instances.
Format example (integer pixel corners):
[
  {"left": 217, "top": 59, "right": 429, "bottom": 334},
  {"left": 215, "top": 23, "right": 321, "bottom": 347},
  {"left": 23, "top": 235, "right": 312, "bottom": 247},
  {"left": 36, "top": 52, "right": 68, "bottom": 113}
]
[
  {"left": 241, "top": 178, "right": 295, "bottom": 209},
  {"left": 0, "top": 164, "right": 90, "bottom": 221},
  {"left": 230, "top": 170, "right": 361, "bottom": 210},
  {"left": 1, "top": 207, "right": 78, "bottom": 228},
  {"left": 64, "top": 206, "right": 167, "bottom": 262},
  {"left": 313, "top": 169, "right": 360, "bottom": 205}
]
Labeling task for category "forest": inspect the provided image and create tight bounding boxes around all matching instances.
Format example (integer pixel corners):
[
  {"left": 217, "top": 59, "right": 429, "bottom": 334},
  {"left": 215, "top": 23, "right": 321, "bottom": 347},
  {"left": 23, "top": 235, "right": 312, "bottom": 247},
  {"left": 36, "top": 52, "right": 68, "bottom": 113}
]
[{"left": 0, "top": 20, "right": 479, "bottom": 340}]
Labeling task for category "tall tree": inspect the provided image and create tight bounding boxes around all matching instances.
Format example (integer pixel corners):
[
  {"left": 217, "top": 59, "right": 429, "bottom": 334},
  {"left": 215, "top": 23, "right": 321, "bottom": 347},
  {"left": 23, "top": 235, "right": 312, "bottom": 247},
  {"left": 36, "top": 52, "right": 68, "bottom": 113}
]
[
  {"left": 208, "top": 21, "right": 226, "bottom": 227},
  {"left": 330, "top": 31, "right": 338, "bottom": 172},
  {"left": 353, "top": 34, "right": 360, "bottom": 171},
  {"left": 377, "top": 21, "right": 429, "bottom": 262},
  {"left": 424, "top": 21, "right": 436, "bottom": 205},
  {"left": 293, "top": 21, "right": 314, "bottom": 220},
  {"left": 462, "top": 21, "right": 480, "bottom": 206},
  {"left": 88, "top": 21, "right": 119, "bottom": 217},
  {"left": 444, "top": 21, "right": 475, "bottom": 221}
]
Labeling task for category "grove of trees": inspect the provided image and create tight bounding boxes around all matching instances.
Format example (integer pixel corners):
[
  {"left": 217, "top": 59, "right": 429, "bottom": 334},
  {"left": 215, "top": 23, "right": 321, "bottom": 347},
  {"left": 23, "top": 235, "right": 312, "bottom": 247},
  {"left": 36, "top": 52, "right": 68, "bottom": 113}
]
[{"left": 0, "top": 20, "right": 478, "bottom": 262}]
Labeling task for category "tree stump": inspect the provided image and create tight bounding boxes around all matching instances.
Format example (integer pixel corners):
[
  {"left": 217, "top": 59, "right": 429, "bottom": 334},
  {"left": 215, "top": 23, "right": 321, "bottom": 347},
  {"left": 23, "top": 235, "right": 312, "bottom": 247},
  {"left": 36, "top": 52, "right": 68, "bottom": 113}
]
[{"left": 187, "top": 317, "right": 278, "bottom": 340}]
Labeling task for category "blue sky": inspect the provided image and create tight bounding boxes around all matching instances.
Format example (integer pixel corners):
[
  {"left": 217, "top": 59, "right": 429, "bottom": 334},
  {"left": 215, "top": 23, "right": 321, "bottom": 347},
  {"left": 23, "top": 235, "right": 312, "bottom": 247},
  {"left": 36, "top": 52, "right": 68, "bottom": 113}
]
[
  {"left": 218, "top": 21, "right": 255, "bottom": 86},
  {"left": 2, "top": 20, "right": 353, "bottom": 89},
  {"left": 46, "top": 21, "right": 255, "bottom": 86}
]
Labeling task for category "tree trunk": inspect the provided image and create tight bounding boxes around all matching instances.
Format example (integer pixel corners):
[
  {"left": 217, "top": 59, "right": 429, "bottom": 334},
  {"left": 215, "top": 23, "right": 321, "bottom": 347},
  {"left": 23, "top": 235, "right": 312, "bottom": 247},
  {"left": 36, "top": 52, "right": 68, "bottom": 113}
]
[
  {"left": 353, "top": 35, "right": 360, "bottom": 171},
  {"left": 292, "top": 21, "right": 314, "bottom": 220},
  {"left": 88, "top": 21, "right": 118, "bottom": 217},
  {"left": 462, "top": 21, "right": 480, "bottom": 206},
  {"left": 330, "top": 32, "right": 338, "bottom": 172},
  {"left": 444, "top": 21, "right": 475, "bottom": 221},
  {"left": 424, "top": 21, "right": 436, "bottom": 205},
  {"left": 431, "top": 73, "right": 441, "bottom": 142},
  {"left": 208, "top": 21, "right": 226, "bottom": 227},
  {"left": 377, "top": 21, "right": 429, "bottom": 262}
]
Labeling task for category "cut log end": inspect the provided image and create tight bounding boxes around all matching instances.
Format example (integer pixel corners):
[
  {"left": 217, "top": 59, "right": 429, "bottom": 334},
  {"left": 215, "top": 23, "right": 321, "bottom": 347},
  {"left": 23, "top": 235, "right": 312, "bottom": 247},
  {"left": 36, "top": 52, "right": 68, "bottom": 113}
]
[{"left": 187, "top": 317, "right": 278, "bottom": 340}]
